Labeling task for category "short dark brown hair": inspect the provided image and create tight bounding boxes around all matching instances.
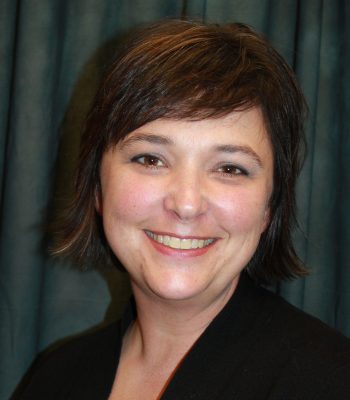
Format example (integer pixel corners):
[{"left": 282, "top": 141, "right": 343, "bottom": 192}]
[{"left": 53, "top": 20, "right": 308, "bottom": 284}]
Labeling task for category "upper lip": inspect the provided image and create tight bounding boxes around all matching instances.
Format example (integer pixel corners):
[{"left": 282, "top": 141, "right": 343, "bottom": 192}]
[{"left": 144, "top": 229, "right": 217, "bottom": 240}]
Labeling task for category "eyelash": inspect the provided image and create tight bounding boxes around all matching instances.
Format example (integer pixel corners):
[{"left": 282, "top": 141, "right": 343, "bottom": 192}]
[
  {"left": 216, "top": 164, "right": 249, "bottom": 177},
  {"left": 131, "top": 154, "right": 165, "bottom": 168},
  {"left": 131, "top": 154, "right": 249, "bottom": 177}
]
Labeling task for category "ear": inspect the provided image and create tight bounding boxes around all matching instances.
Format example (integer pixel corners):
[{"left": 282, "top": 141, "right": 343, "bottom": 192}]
[
  {"left": 95, "top": 185, "right": 103, "bottom": 215},
  {"left": 261, "top": 207, "right": 271, "bottom": 233}
]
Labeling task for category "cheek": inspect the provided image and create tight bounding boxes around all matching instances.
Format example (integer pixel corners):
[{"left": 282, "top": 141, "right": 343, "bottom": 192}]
[
  {"left": 102, "top": 174, "right": 161, "bottom": 222},
  {"left": 214, "top": 188, "right": 270, "bottom": 233}
]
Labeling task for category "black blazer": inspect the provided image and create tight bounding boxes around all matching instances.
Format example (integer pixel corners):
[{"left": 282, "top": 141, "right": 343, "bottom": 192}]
[{"left": 14, "top": 274, "right": 350, "bottom": 399}]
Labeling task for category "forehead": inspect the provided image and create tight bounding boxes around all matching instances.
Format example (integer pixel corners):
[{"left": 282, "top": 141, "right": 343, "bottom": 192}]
[{"left": 119, "top": 108, "right": 272, "bottom": 157}]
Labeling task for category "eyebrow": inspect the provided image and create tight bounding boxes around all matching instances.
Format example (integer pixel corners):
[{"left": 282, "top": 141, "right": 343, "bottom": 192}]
[
  {"left": 119, "top": 133, "right": 263, "bottom": 167},
  {"left": 119, "top": 133, "right": 174, "bottom": 149},
  {"left": 215, "top": 144, "right": 263, "bottom": 167}
]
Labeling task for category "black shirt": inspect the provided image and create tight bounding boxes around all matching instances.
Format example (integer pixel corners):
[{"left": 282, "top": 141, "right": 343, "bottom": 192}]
[{"left": 13, "top": 274, "right": 350, "bottom": 399}]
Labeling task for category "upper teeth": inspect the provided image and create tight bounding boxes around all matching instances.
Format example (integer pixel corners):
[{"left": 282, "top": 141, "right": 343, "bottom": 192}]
[{"left": 146, "top": 231, "right": 215, "bottom": 250}]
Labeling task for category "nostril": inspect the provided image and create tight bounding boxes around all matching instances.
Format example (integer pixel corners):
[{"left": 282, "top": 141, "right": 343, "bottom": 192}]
[{"left": 163, "top": 187, "right": 208, "bottom": 221}]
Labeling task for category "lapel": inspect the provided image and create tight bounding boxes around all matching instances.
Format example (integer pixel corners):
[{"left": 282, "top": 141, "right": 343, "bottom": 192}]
[{"left": 161, "top": 274, "right": 267, "bottom": 400}]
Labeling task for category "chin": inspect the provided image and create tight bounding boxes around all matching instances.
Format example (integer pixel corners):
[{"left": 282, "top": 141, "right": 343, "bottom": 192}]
[{"left": 145, "top": 276, "right": 209, "bottom": 302}]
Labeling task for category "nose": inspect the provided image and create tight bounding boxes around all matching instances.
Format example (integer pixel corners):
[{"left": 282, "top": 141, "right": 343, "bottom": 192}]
[{"left": 164, "top": 170, "right": 208, "bottom": 221}]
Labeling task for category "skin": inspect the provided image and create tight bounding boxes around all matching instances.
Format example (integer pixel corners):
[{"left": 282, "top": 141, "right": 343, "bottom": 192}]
[{"left": 99, "top": 107, "right": 274, "bottom": 399}]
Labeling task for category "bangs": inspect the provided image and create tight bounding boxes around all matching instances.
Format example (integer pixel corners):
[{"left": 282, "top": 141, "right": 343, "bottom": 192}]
[{"left": 98, "top": 22, "right": 264, "bottom": 148}]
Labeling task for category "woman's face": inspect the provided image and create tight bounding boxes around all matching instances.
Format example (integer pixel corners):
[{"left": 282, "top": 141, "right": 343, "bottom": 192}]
[{"left": 98, "top": 108, "right": 273, "bottom": 304}]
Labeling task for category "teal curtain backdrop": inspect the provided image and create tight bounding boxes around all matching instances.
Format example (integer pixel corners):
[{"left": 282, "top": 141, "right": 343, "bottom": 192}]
[{"left": 1, "top": 0, "right": 349, "bottom": 398}]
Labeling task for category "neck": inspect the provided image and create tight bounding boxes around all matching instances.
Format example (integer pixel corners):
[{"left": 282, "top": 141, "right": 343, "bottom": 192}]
[{"left": 125, "top": 277, "right": 239, "bottom": 364}]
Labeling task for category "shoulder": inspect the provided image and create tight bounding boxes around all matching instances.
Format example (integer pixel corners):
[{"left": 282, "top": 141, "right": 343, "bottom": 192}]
[
  {"left": 220, "top": 276, "right": 350, "bottom": 399},
  {"left": 255, "top": 285, "right": 350, "bottom": 397},
  {"left": 259, "top": 285, "right": 350, "bottom": 353},
  {"left": 12, "top": 321, "right": 121, "bottom": 399},
  {"left": 238, "top": 274, "right": 350, "bottom": 355}
]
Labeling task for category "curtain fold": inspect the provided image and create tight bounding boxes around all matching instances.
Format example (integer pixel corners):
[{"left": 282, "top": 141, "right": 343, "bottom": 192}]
[
  {"left": 277, "top": 0, "right": 349, "bottom": 330},
  {"left": 1, "top": 1, "right": 349, "bottom": 398}
]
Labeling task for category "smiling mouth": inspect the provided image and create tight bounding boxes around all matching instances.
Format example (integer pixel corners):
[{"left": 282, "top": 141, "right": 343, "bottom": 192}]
[{"left": 145, "top": 231, "right": 215, "bottom": 250}]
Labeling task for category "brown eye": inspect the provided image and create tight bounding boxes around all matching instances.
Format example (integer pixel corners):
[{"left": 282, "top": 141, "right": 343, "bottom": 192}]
[
  {"left": 132, "top": 154, "right": 165, "bottom": 167},
  {"left": 218, "top": 164, "right": 248, "bottom": 176}
]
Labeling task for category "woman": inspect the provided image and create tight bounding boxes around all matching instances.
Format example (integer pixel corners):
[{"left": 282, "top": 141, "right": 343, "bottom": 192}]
[{"left": 15, "top": 20, "right": 350, "bottom": 399}]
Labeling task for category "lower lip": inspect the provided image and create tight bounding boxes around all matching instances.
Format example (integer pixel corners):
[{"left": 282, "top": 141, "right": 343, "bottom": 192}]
[{"left": 145, "top": 233, "right": 217, "bottom": 258}]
